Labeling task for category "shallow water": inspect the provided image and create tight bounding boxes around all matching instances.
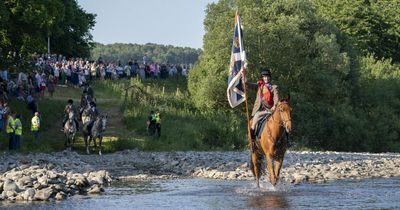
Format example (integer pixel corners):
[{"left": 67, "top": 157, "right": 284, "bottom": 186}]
[{"left": 1, "top": 177, "right": 399, "bottom": 210}]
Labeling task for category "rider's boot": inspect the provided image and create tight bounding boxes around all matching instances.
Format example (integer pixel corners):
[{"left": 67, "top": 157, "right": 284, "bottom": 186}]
[
  {"left": 61, "top": 119, "right": 66, "bottom": 132},
  {"left": 74, "top": 119, "right": 80, "bottom": 131}
]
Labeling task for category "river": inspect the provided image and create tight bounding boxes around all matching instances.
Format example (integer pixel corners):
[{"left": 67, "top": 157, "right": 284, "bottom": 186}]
[{"left": 1, "top": 177, "right": 399, "bottom": 210}]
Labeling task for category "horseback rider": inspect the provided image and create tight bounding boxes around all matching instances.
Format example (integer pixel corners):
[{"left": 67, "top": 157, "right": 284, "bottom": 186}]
[
  {"left": 89, "top": 101, "right": 99, "bottom": 120},
  {"left": 80, "top": 89, "right": 93, "bottom": 109},
  {"left": 61, "top": 99, "right": 79, "bottom": 131},
  {"left": 248, "top": 69, "right": 279, "bottom": 149},
  {"left": 83, "top": 82, "right": 94, "bottom": 99},
  {"left": 82, "top": 101, "right": 99, "bottom": 129}
]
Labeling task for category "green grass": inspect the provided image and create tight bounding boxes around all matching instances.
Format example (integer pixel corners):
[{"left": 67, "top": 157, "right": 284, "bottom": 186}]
[
  {"left": 0, "top": 78, "right": 247, "bottom": 153},
  {"left": 1, "top": 96, "right": 65, "bottom": 152},
  {"left": 115, "top": 77, "right": 247, "bottom": 151}
]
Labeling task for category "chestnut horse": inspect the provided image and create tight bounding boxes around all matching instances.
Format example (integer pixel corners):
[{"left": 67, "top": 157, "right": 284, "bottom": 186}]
[{"left": 250, "top": 97, "right": 292, "bottom": 187}]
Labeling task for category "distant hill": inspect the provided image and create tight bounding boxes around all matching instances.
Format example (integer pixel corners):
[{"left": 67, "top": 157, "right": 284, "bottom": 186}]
[{"left": 90, "top": 43, "right": 202, "bottom": 65}]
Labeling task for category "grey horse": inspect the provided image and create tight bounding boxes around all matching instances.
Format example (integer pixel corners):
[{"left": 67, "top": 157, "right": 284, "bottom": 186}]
[
  {"left": 64, "top": 112, "right": 77, "bottom": 150},
  {"left": 83, "top": 115, "right": 107, "bottom": 155}
]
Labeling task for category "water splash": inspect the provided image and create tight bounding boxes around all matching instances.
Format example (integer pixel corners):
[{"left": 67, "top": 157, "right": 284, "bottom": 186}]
[{"left": 234, "top": 179, "right": 292, "bottom": 196}]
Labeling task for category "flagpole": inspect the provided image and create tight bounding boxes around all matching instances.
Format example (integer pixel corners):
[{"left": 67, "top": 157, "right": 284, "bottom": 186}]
[{"left": 236, "top": 10, "right": 252, "bottom": 149}]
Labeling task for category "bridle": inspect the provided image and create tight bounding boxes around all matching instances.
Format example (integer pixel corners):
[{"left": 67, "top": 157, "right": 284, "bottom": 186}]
[{"left": 278, "top": 101, "right": 292, "bottom": 132}]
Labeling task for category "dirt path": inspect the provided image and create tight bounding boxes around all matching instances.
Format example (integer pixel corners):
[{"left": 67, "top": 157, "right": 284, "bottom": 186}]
[{"left": 48, "top": 85, "right": 132, "bottom": 148}]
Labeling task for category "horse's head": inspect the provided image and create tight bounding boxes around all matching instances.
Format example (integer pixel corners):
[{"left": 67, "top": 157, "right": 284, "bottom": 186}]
[{"left": 278, "top": 96, "right": 292, "bottom": 133}]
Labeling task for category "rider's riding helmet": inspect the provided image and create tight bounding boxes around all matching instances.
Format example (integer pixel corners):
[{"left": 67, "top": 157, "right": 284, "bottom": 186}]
[
  {"left": 260, "top": 68, "right": 272, "bottom": 77},
  {"left": 68, "top": 99, "right": 73, "bottom": 104}
]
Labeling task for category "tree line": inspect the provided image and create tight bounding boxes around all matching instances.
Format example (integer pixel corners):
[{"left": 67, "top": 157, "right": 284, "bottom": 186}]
[
  {"left": 90, "top": 43, "right": 202, "bottom": 65},
  {"left": 0, "top": 0, "right": 96, "bottom": 69},
  {"left": 188, "top": 0, "right": 400, "bottom": 152}
]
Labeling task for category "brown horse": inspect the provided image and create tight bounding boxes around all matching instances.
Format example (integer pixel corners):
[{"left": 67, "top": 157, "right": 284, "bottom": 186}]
[{"left": 250, "top": 97, "right": 292, "bottom": 187}]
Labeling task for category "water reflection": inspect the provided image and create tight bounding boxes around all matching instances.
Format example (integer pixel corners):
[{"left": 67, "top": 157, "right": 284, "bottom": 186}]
[{"left": 247, "top": 193, "right": 289, "bottom": 209}]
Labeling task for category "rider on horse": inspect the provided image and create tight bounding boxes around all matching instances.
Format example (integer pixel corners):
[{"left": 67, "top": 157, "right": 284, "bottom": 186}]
[
  {"left": 83, "top": 82, "right": 94, "bottom": 99},
  {"left": 89, "top": 101, "right": 99, "bottom": 120},
  {"left": 61, "top": 99, "right": 79, "bottom": 131},
  {"left": 248, "top": 68, "right": 280, "bottom": 150}
]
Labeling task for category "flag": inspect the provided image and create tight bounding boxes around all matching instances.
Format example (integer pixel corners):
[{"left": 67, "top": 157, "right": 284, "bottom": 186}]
[{"left": 227, "top": 12, "right": 247, "bottom": 108}]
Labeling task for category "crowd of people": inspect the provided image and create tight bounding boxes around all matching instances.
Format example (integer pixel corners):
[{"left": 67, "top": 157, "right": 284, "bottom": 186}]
[{"left": 0, "top": 52, "right": 179, "bottom": 151}]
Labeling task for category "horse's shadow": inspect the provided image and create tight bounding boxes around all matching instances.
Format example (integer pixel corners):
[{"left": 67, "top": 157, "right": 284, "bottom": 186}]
[{"left": 247, "top": 192, "right": 290, "bottom": 209}]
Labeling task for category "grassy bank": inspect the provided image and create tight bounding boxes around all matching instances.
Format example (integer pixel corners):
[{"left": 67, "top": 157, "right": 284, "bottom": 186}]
[
  {"left": 112, "top": 77, "right": 247, "bottom": 151},
  {"left": 0, "top": 78, "right": 247, "bottom": 153}
]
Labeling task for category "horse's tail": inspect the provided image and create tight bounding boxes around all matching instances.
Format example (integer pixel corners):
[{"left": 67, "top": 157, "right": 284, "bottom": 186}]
[{"left": 250, "top": 150, "right": 264, "bottom": 178}]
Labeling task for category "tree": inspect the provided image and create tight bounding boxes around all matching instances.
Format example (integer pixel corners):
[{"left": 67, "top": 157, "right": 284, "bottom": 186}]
[
  {"left": 0, "top": 0, "right": 96, "bottom": 68},
  {"left": 90, "top": 43, "right": 201, "bottom": 65},
  {"left": 189, "top": 0, "right": 366, "bottom": 150},
  {"left": 313, "top": 0, "right": 400, "bottom": 62}
]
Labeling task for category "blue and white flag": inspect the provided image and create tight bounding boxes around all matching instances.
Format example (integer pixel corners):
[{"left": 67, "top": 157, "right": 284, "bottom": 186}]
[{"left": 227, "top": 12, "right": 247, "bottom": 108}]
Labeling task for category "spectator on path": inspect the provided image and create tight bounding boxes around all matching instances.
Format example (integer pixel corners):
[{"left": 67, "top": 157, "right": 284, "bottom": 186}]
[
  {"left": 182, "top": 66, "right": 188, "bottom": 77},
  {"left": 47, "top": 75, "right": 55, "bottom": 98},
  {"left": 124, "top": 64, "right": 131, "bottom": 78},
  {"left": 143, "top": 54, "right": 148, "bottom": 66},
  {"left": 54, "top": 63, "right": 60, "bottom": 84}
]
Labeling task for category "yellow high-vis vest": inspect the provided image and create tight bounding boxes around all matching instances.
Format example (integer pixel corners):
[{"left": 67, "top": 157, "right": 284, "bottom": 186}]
[
  {"left": 6, "top": 116, "right": 15, "bottom": 134},
  {"left": 31, "top": 116, "right": 40, "bottom": 131},
  {"left": 14, "top": 118, "right": 22, "bottom": 136}
]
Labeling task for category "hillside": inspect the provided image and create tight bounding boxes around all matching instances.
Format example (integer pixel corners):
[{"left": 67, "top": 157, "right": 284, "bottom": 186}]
[{"left": 0, "top": 78, "right": 246, "bottom": 153}]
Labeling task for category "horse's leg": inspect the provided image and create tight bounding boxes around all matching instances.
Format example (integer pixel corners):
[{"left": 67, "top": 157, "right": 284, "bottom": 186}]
[
  {"left": 251, "top": 152, "right": 261, "bottom": 188},
  {"left": 94, "top": 136, "right": 97, "bottom": 149},
  {"left": 85, "top": 135, "right": 90, "bottom": 154},
  {"left": 274, "top": 157, "right": 284, "bottom": 184},
  {"left": 266, "top": 154, "right": 277, "bottom": 186},
  {"left": 67, "top": 135, "right": 71, "bottom": 150},
  {"left": 71, "top": 134, "right": 75, "bottom": 150},
  {"left": 98, "top": 136, "right": 102, "bottom": 155}
]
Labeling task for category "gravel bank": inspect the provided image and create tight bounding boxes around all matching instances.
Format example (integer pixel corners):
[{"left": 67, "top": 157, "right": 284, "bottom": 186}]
[
  {"left": 1, "top": 150, "right": 399, "bottom": 201},
  {"left": 79, "top": 150, "right": 400, "bottom": 183}
]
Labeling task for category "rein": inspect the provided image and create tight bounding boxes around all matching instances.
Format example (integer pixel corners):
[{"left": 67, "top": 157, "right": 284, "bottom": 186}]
[{"left": 266, "top": 102, "right": 291, "bottom": 142}]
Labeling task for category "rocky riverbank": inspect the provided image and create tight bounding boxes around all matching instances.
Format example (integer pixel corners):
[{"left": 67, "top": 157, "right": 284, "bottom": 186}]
[
  {"left": 79, "top": 150, "right": 400, "bottom": 183},
  {"left": 0, "top": 151, "right": 111, "bottom": 202},
  {"left": 1, "top": 150, "right": 399, "bottom": 201}
]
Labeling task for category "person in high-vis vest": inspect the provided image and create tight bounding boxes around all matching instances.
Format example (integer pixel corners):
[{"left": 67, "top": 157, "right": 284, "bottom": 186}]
[
  {"left": 14, "top": 114, "right": 22, "bottom": 150},
  {"left": 153, "top": 110, "right": 161, "bottom": 137},
  {"left": 6, "top": 112, "right": 16, "bottom": 151},
  {"left": 31, "top": 112, "right": 40, "bottom": 139}
]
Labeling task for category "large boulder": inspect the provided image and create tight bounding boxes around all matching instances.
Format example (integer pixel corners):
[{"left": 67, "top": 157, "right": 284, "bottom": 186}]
[
  {"left": 22, "top": 188, "right": 36, "bottom": 201},
  {"left": 3, "top": 179, "right": 21, "bottom": 193},
  {"left": 34, "top": 188, "right": 54, "bottom": 201}
]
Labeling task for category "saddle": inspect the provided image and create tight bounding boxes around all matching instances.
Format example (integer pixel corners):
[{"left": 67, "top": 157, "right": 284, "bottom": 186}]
[{"left": 254, "top": 113, "right": 271, "bottom": 140}]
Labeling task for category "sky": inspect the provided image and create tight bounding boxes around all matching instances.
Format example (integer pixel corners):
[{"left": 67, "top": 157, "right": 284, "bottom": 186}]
[{"left": 77, "top": 0, "right": 218, "bottom": 49}]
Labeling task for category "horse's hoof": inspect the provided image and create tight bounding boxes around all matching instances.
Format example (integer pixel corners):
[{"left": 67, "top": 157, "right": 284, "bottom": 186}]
[
  {"left": 86, "top": 149, "right": 90, "bottom": 155},
  {"left": 99, "top": 151, "right": 102, "bottom": 155}
]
